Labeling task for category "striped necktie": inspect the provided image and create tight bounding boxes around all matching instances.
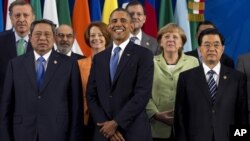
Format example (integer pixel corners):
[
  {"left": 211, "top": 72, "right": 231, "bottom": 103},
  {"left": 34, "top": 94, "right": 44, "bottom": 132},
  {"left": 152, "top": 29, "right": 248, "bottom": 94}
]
[
  {"left": 207, "top": 70, "right": 217, "bottom": 104},
  {"left": 110, "top": 47, "right": 121, "bottom": 82}
]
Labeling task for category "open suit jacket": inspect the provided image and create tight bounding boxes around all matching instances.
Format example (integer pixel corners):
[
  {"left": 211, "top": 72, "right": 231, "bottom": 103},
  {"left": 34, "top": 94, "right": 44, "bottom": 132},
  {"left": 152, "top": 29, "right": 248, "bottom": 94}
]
[
  {"left": 0, "top": 30, "right": 33, "bottom": 95},
  {"left": 87, "top": 41, "right": 154, "bottom": 141},
  {"left": 141, "top": 32, "right": 161, "bottom": 55},
  {"left": 185, "top": 49, "right": 234, "bottom": 68},
  {"left": 237, "top": 52, "right": 250, "bottom": 123},
  {"left": 174, "top": 65, "right": 248, "bottom": 141},
  {"left": 0, "top": 50, "right": 83, "bottom": 141}
]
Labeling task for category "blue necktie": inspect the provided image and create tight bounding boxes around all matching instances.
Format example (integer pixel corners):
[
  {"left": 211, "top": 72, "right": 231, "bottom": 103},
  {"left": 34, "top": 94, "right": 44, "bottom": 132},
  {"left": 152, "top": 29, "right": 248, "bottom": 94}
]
[
  {"left": 110, "top": 47, "right": 121, "bottom": 82},
  {"left": 207, "top": 70, "right": 217, "bottom": 104},
  {"left": 37, "top": 57, "right": 45, "bottom": 89}
]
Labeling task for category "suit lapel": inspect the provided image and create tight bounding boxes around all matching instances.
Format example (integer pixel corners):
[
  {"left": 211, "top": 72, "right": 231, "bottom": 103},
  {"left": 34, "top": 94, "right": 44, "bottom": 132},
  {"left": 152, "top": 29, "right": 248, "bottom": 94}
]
[
  {"left": 39, "top": 50, "right": 62, "bottom": 94},
  {"left": 196, "top": 66, "right": 214, "bottom": 106},
  {"left": 24, "top": 52, "right": 37, "bottom": 91},
  {"left": 214, "top": 65, "right": 230, "bottom": 105},
  {"left": 112, "top": 42, "right": 134, "bottom": 83},
  {"left": 105, "top": 47, "right": 113, "bottom": 86}
]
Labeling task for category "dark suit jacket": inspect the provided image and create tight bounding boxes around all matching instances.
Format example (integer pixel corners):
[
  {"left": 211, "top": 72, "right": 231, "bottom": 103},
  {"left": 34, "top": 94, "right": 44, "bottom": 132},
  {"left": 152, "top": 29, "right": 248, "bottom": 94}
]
[
  {"left": 87, "top": 41, "right": 153, "bottom": 141},
  {"left": 237, "top": 52, "right": 250, "bottom": 123},
  {"left": 174, "top": 65, "right": 248, "bottom": 141},
  {"left": 185, "top": 49, "right": 234, "bottom": 68},
  {"left": 0, "top": 50, "right": 83, "bottom": 141},
  {"left": 70, "top": 52, "right": 84, "bottom": 61},
  {"left": 0, "top": 30, "right": 32, "bottom": 95},
  {"left": 141, "top": 32, "right": 161, "bottom": 55}
]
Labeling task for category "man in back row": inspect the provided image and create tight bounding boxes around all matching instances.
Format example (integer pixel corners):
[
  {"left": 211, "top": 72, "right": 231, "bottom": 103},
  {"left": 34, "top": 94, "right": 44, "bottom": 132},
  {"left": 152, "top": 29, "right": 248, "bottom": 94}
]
[{"left": 185, "top": 21, "right": 234, "bottom": 68}]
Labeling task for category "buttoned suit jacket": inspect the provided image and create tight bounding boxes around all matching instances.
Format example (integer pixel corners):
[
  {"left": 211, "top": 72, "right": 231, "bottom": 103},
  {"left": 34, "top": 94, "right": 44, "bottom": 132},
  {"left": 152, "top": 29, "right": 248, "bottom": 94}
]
[
  {"left": 237, "top": 52, "right": 250, "bottom": 123},
  {"left": 141, "top": 31, "right": 161, "bottom": 55},
  {"left": 0, "top": 50, "right": 83, "bottom": 141},
  {"left": 0, "top": 30, "right": 32, "bottom": 95},
  {"left": 174, "top": 65, "right": 248, "bottom": 141},
  {"left": 185, "top": 49, "right": 234, "bottom": 68},
  {"left": 70, "top": 52, "right": 84, "bottom": 61},
  {"left": 87, "top": 41, "right": 154, "bottom": 141}
]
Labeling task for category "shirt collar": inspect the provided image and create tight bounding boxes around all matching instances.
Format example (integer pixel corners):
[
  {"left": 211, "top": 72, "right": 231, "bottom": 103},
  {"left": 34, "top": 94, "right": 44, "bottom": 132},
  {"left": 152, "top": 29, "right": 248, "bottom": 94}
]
[
  {"left": 202, "top": 62, "right": 221, "bottom": 75},
  {"left": 129, "top": 29, "right": 142, "bottom": 41},
  {"left": 15, "top": 32, "right": 29, "bottom": 43},
  {"left": 34, "top": 50, "right": 52, "bottom": 62},
  {"left": 112, "top": 37, "right": 130, "bottom": 52}
]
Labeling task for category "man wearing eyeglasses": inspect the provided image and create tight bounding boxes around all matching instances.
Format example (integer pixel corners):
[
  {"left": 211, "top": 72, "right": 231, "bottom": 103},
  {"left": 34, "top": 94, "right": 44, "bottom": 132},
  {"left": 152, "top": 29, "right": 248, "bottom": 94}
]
[
  {"left": 55, "top": 24, "right": 84, "bottom": 60},
  {"left": 174, "top": 28, "right": 248, "bottom": 141}
]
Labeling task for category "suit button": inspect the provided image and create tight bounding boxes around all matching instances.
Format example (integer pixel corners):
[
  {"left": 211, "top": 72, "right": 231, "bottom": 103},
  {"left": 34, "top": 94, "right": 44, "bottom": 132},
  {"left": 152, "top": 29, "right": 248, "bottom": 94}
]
[
  {"left": 170, "top": 77, "right": 174, "bottom": 81},
  {"left": 212, "top": 109, "right": 215, "bottom": 113},
  {"left": 109, "top": 95, "right": 112, "bottom": 98},
  {"left": 38, "top": 96, "right": 42, "bottom": 99}
]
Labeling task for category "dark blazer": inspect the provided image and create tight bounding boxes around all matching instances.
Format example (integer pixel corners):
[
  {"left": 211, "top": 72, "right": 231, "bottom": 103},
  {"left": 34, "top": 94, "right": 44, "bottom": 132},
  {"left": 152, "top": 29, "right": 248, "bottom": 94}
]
[
  {"left": 0, "top": 30, "right": 32, "bottom": 95},
  {"left": 87, "top": 41, "right": 153, "bottom": 141},
  {"left": 174, "top": 65, "right": 248, "bottom": 141},
  {"left": 0, "top": 50, "right": 83, "bottom": 141},
  {"left": 70, "top": 52, "right": 84, "bottom": 61},
  {"left": 141, "top": 31, "right": 161, "bottom": 55},
  {"left": 185, "top": 49, "right": 234, "bottom": 68},
  {"left": 237, "top": 53, "right": 250, "bottom": 123}
]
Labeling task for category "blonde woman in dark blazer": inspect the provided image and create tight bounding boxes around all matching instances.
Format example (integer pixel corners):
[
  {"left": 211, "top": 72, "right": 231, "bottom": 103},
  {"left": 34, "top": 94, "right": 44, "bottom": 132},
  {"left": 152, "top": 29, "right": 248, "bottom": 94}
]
[{"left": 146, "top": 23, "right": 199, "bottom": 141}]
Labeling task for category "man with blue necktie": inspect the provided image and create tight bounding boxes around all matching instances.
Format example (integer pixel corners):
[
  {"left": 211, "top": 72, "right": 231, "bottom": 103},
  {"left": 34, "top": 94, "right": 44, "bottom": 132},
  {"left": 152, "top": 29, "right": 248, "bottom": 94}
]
[
  {"left": 0, "top": 19, "right": 83, "bottom": 141},
  {"left": 87, "top": 8, "right": 154, "bottom": 141}
]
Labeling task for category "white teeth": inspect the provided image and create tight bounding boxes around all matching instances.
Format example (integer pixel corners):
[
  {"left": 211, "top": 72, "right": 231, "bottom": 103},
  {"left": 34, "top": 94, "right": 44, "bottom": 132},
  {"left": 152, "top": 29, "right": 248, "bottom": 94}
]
[{"left": 114, "top": 29, "right": 123, "bottom": 32}]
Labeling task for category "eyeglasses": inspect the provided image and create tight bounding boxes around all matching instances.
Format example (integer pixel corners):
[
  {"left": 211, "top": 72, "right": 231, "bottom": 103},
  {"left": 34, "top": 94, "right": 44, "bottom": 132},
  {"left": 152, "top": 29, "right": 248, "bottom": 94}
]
[
  {"left": 202, "top": 42, "right": 222, "bottom": 49},
  {"left": 56, "top": 33, "right": 74, "bottom": 39}
]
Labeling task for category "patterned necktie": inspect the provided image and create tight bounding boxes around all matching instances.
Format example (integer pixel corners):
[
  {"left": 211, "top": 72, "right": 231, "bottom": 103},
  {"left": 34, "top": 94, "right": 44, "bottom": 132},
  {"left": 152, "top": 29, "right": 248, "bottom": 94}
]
[
  {"left": 37, "top": 57, "right": 46, "bottom": 89},
  {"left": 110, "top": 47, "right": 121, "bottom": 82},
  {"left": 130, "top": 36, "right": 138, "bottom": 43},
  {"left": 17, "top": 38, "right": 25, "bottom": 56},
  {"left": 207, "top": 70, "right": 217, "bottom": 104}
]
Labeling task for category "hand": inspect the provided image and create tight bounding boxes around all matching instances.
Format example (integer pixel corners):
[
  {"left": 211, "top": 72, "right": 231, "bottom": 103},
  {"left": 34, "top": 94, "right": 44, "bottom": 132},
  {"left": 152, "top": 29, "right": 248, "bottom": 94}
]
[
  {"left": 154, "top": 110, "right": 174, "bottom": 125},
  {"left": 97, "top": 120, "right": 118, "bottom": 138},
  {"left": 109, "top": 131, "right": 125, "bottom": 141}
]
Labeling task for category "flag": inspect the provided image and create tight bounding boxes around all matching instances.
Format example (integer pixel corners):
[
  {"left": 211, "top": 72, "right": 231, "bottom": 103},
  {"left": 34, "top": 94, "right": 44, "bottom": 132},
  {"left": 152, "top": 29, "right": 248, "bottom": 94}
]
[
  {"left": 158, "top": 0, "right": 174, "bottom": 29},
  {"left": 90, "top": 0, "right": 101, "bottom": 21},
  {"left": 174, "top": 0, "right": 192, "bottom": 52},
  {"left": 121, "top": 0, "right": 130, "bottom": 8},
  {"left": 142, "top": 0, "right": 158, "bottom": 38},
  {"left": 43, "top": 0, "right": 59, "bottom": 26},
  {"left": 205, "top": 0, "right": 250, "bottom": 62},
  {"left": 5, "top": 0, "right": 15, "bottom": 30},
  {"left": 56, "top": 0, "right": 71, "bottom": 25},
  {"left": 72, "top": 0, "right": 91, "bottom": 56},
  {"left": 102, "top": 0, "right": 118, "bottom": 24},
  {"left": 30, "top": 0, "right": 42, "bottom": 20},
  {"left": 0, "top": 0, "right": 4, "bottom": 31}
]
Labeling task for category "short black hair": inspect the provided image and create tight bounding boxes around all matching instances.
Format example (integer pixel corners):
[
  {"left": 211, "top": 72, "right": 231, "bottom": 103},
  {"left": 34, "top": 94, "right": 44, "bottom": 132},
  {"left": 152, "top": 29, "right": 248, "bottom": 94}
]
[
  {"left": 125, "top": 0, "right": 146, "bottom": 15},
  {"left": 30, "top": 19, "right": 57, "bottom": 35},
  {"left": 198, "top": 28, "right": 225, "bottom": 46},
  {"left": 109, "top": 8, "right": 132, "bottom": 23},
  {"left": 196, "top": 20, "right": 216, "bottom": 34}
]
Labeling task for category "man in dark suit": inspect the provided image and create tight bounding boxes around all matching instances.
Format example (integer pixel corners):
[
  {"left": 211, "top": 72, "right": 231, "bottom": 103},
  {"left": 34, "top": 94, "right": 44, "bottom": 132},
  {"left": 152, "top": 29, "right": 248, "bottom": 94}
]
[
  {"left": 55, "top": 24, "right": 84, "bottom": 60},
  {"left": 125, "top": 1, "right": 160, "bottom": 55},
  {"left": 0, "top": 1, "right": 35, "bottom": 95},
  {"left": 237, "top": 53, "right": 250, "bottom": 123},
  {"left": 174, "top": 28, "right": 248, "bottom": 141},
  {"left": 185, "top": 21, "right": 234, "bottom": 68},
  {"left": 0, "top": 19, "right": 83, "bottom": 141},
  {"left": 87, "top": 8, "right": 153, "bottom": 141}
]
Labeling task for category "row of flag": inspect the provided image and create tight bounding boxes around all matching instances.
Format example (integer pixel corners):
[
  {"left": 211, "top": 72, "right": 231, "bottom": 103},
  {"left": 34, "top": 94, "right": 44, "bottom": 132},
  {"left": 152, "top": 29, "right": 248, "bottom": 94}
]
[{"left": 0, "top": 0, "right": 205, "bottom": 57}]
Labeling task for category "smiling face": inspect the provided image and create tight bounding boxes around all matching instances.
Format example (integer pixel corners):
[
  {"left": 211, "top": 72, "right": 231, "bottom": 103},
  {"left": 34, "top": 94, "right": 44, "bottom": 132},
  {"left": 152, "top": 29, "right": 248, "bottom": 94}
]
[
  {"left": 89, "top": 26, "right": 106, "bottom": 52},
  {"left": 30, "top": 23, "right": 55, "bottom": 56},
  {"left": 108, "top": 10, "right": 134, "bottom": 45},
  {"left": 10, "top": 4, "right": 35, "bottom": 37}
]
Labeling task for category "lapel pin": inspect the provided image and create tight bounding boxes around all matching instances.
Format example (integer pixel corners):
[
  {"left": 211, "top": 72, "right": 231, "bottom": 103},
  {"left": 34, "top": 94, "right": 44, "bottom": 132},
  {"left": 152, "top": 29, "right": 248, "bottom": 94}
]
[
  {"left": 146, "top": 42, "right": 150, "bottom": 46},
  {"left": 223, "top": 75, "right": 227, "bottom": 79},
  {"left": 54, "top": 60, "right": 58, "bottom": 64},
  {"left": 127, "top": 54, "right": 130, "bottom": 56}
]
